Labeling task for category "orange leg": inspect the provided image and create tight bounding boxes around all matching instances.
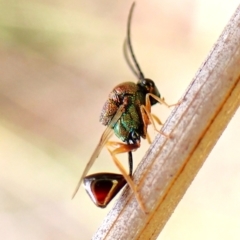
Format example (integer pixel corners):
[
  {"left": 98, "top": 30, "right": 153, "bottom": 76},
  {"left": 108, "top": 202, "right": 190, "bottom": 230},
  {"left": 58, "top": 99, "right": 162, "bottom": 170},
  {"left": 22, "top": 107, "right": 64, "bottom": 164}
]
[
  {"left": 140, "top": 105, "right": 170, "bottom": 138},
  {"left": 151, "top": 113, "right": 163, "bottom": 125},
  {"left": 142, "top": 94, "right": 182, "bottom": 138},
  {"left": 146, "top": 94, "right": 182, "bottom": 108},
  {"left": 106, "top": 141, "right": 148, "bottom": 214},
  {"left": 146, "top": 132, "right": 152, "bottom": 144}
]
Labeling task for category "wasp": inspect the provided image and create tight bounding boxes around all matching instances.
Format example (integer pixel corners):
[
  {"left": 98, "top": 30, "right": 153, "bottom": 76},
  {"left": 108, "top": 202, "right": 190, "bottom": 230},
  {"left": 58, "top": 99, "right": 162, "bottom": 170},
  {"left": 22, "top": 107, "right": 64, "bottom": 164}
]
[{"left": 72, "top": 2, "right": 178, "bottom": 213}]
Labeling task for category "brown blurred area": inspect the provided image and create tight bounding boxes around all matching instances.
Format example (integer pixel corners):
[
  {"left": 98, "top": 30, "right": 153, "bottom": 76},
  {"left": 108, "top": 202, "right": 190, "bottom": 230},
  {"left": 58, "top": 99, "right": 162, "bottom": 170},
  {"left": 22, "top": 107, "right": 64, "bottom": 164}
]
[{"left": 0, "top": 0, "right": 239, "bottom": 239}]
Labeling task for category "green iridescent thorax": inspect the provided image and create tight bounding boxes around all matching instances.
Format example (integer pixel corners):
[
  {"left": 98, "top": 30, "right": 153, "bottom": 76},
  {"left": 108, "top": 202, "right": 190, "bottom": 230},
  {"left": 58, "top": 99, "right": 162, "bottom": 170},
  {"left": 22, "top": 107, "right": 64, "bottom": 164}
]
[
  {"left": 114, "top": 91, "right": 145, "bottom": 142},
  {"left": 99, "top": 82, "right": 146, "bottom": 143}
]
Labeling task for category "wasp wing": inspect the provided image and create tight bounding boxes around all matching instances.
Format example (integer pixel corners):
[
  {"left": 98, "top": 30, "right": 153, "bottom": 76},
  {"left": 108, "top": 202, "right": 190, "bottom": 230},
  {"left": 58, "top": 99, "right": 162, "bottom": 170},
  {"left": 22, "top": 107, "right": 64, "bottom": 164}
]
[{"left": 72, "top": 105, "right": 125, "bottom": 199}]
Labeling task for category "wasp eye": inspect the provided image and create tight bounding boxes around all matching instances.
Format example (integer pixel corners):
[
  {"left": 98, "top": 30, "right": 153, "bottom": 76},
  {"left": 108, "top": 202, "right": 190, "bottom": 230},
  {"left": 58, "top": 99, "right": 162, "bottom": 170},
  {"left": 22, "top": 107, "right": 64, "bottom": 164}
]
[
  {"left": 138, "top": 78, "right": 157, "bottom": 94},
  {"left": 145, "top": 79, "right": 154, "bottom": 91}
]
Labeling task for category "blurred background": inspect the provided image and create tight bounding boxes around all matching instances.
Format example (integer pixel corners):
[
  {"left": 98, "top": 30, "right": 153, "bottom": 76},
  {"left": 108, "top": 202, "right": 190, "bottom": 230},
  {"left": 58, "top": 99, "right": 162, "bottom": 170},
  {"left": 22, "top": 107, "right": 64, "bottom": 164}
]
[{"left": 0, "top": 0, "right": 239, "bottom": 239}]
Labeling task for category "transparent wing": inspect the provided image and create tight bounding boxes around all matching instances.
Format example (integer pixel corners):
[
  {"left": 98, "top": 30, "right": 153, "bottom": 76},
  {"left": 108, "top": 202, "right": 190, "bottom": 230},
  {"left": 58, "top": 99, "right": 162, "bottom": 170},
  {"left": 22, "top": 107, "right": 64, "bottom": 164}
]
[{"left": 72, "top": 104, "right": 125, "bottom": 198}]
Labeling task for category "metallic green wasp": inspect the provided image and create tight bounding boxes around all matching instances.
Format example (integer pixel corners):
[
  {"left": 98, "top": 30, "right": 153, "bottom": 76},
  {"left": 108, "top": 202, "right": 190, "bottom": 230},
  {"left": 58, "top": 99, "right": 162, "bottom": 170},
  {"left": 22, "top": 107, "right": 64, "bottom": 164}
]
[{"left": 73, "top": 2, "right": 178, "bottom": 213}]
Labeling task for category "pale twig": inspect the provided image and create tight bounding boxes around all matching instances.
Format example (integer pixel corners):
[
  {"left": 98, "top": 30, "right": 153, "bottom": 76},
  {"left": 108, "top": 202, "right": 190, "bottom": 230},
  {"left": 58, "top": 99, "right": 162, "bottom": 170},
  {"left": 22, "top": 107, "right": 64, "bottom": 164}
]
[{"left": 93, "top": 5, "right": 240, "bottom": 240}]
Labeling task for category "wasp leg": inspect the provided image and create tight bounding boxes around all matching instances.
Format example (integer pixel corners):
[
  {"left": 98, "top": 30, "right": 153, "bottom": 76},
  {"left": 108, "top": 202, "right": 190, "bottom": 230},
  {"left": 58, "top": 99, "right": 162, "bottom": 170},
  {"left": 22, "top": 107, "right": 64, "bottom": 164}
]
[
  {"left": 106, "top": 141, "right": 148, "bottom": 214},
  {"left": 142, "top": 94, "right": 182, "bottom": 138},
  {"left": 145, "top": 114, "right": 163, "bottom": 144},
  {"left": 147, "top": 93, "right": 182, "bottom": 108},
  {"left": 146, "top": 132, "right": 152, "bottom": 144},
  {"left": 140, "top": 104, "right": 170, "bottom": 138},
  {"left": 151, "top": 113, "right": 163, "bottom": 125}
]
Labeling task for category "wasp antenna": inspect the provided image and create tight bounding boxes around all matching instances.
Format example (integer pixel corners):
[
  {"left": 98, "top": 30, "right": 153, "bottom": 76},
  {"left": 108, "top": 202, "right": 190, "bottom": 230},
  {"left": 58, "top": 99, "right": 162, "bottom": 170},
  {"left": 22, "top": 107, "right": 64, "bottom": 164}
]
[
  {"left": 127, "top": 2, "right": 145, "bottom": 80},
  {"left": 123, "top": 38, "right": 139, "bottom": 78}
]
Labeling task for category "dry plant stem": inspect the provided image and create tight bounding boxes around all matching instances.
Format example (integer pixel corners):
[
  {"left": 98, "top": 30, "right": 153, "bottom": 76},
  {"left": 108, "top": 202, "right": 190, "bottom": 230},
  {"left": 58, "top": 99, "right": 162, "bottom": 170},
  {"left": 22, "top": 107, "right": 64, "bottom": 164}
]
[{"left": 93, "top": 5, "right": 240, "bottom": 240}]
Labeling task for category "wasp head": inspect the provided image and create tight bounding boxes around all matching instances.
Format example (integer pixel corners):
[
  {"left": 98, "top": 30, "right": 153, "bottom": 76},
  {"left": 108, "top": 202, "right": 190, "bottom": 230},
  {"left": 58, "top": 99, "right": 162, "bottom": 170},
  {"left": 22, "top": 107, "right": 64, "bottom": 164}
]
[{"left": 137, "top": 78, "right": 160, "bottom": 105}]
